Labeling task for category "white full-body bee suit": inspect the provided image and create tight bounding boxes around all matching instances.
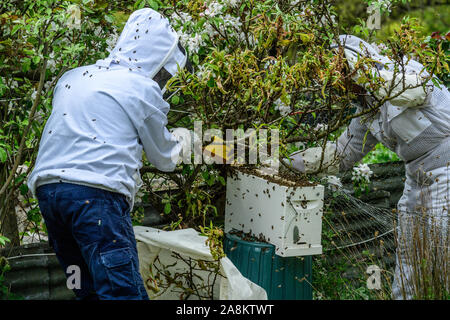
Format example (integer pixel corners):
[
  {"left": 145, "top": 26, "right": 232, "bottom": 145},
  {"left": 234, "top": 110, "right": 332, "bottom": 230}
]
[
  {"left": 291, "top": 35, "right": 449, "bottom": 299},
  {"left": 338, "top": 35, "right": 449, "bottom": 299}
]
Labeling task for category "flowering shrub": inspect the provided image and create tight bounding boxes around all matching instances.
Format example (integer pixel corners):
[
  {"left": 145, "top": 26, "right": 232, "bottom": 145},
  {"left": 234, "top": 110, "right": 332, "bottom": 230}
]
[
  {"left": 351, "top": 163, "right": 374, "bottom": 196},
  {"left": 0, "top": 0, "right": 447, "bottom": 245}
]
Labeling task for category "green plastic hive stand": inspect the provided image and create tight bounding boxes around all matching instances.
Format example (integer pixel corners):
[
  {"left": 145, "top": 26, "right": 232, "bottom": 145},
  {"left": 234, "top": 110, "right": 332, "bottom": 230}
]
[{"left": 224, "top": 232, "right": 313, "bottom": 300}]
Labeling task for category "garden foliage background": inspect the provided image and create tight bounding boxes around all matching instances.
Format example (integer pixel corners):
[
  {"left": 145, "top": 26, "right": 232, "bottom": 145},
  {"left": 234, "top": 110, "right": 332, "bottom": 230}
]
[{"left": 0, "top": 0, "right": 449, "bottom": 299}]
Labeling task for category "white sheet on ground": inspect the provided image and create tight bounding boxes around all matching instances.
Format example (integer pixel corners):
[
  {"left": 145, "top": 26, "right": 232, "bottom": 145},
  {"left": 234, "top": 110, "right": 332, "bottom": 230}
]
[{"left": 134, "top": 226, "right": 267, "bottom": 300}]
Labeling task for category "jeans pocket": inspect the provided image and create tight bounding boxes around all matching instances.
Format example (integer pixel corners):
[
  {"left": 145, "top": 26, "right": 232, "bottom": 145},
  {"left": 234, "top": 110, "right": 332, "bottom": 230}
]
[
  {"left": 73, "top": 199, "right": 104, "bottom": 245},
  {"left": 100, "top": 247, "right": 139, "bottom": 298}
]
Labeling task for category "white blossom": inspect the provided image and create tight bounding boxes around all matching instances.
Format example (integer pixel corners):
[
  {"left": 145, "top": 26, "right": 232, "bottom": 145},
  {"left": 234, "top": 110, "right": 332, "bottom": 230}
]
[
  {"left": 8, "top": 100, "right": 14, "bottom": 112},
  {"left": 171, "top": 12, "right": 193, "bottom": 24},
  {"left": 106, "top": 28, "right": 119, "bottom": 53},
  {"left": 10, "top": 80, "right": 19, "bottom": 89},
  {"left": 47, "top": 52, "right": 57, "bottom": 73},
  {"left": 314, "top": 123, "right": 328, "bottom": 131},
  {"left": 323, "top": 175, "right": 342, "bottom": 191},
  {"left": 30, "top": 89, "right": 38, "bottom": 102},
  {"left": 44, "top": 76, "right": 56, "bottom": 91},
  {"left": 264, "top": 59, "right": 276, "bottom": 70},
  {"left": 66, "top": 4, "right": 81, "bottom": 30},
  {"left": 49, "top": 21, "right": 59, "bottom": 32},
  {"left": 202, "top": 2, "right": 225, "bottom": 17},
  {"left": 371, "top": 0, "right": 392, "bottom": 13},
  {"left": 274, "top": 98, "right": 291, "bottom": 116},
  {"left": 178, "top": 30, "right": 205, "bottom": 54},
  {"left": 371, "top": 41, "right": 388, "bottom": 55},
  {"left": 222, "top": 14, "right": 242, "bottom": 28},
  {"left": 352, "top": 163, "right": 373, "bottom": 183},
  {"left": 225, "top": 0, "right": 240, "bottom": 7},
  {"left": 94, "top": 26, "right": 103, "bottom": 37},
  {"left": 196, "top": 64, "right": 208, "bottom": 80},
  {"left": 204, "top": 23, "right": 219, "bottom": 38}
]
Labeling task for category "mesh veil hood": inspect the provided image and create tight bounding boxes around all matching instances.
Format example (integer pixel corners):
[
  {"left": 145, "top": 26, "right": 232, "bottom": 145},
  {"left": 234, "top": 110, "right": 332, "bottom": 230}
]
[
  {"left": 96, "top": 8, "right": 188, "bottom": 93},
  {"left": 337, "top": 34, "right": 391, "bottom": 68}
]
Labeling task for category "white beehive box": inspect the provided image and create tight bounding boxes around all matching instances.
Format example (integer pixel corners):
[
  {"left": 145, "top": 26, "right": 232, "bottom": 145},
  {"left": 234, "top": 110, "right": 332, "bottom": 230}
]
[{"left": 225, "top": 170, "right": 324, "bottom": 257}]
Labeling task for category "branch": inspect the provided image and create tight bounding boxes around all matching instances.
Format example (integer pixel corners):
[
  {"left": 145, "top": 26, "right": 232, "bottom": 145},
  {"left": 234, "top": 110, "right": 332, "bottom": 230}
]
[{"left": 0, "top": 45, "right": 48, "bottom": 197}]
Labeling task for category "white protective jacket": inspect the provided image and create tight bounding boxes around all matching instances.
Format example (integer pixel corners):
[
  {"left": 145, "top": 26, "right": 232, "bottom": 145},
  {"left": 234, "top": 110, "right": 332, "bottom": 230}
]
[{"left": 27, "top": 8, "right": 188, "bottom": 209}]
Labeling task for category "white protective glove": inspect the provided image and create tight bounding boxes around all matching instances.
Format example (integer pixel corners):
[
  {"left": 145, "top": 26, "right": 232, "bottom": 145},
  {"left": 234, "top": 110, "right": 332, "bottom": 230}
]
[
  {"left": 285, "top": 142, "right": 340, "bottom": 176},
  {"left": 344, "top": 49, "right": 431, "bottom": 108}
]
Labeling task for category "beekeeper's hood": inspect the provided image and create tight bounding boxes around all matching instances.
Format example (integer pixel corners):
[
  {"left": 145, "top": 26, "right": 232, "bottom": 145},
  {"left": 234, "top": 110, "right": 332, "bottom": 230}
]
[
  {"left": 335, "top": 35, "right": 391, "bottom": 72},
  {"left": 332, "top": 35, "right": 431, "bottom": 107},
  {"left": 96, "top": 8, "right": 192, "bottom": 98}
]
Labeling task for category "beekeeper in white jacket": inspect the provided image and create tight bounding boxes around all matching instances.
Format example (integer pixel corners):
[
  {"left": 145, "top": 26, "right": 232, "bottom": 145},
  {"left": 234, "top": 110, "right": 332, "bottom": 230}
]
[
  {"left": 289, "top": 35, "right": 450, "bottom": 300},
  {"left": 27, "top": 8, "right": 192, "bottom": 300}
]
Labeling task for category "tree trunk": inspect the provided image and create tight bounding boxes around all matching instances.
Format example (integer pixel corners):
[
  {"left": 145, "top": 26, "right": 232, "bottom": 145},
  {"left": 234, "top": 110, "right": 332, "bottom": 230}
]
[{"left": 0, "top": 165, "right": 20, "bottom": 248}]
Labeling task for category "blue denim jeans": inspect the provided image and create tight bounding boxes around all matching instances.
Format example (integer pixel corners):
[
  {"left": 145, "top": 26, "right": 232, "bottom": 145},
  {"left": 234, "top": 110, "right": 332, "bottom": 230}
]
[{"left": 36, "top": 183, "right": 149, "bottom": 300}]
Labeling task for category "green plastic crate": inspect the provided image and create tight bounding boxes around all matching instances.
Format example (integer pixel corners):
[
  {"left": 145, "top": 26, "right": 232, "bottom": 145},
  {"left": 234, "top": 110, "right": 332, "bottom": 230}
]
[{"left": 224, "top": 232, "right": 312, "bottom": 300}]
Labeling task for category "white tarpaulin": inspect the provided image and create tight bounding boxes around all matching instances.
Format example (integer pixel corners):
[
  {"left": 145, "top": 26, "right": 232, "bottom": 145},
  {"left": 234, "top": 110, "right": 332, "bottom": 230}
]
[{"left": 133, "top": 226, "right": 267, "bottom": 300}]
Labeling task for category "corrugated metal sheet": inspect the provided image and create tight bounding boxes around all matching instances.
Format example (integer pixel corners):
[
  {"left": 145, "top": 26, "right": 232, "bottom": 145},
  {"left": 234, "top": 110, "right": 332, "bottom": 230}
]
[{"left": 1, "top": 243, "right": 75, "bottom": 300}]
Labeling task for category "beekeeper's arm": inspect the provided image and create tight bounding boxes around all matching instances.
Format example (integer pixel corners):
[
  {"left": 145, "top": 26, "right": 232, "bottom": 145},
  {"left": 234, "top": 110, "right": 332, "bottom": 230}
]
[
  {"left": 137, "top": 108, "right": 183, "bottom": 172},
  {"left": 344, "top": 48, "right": 431, "bottom": 108},
  {"left": 335, "top": 117, "right": 378, "bottom": 172},
  {"left": 288, "top": 117, "right": 378, "bottom": 174},
  {"left": 374, "top": 69, "right": 430, "bottom": 107}
]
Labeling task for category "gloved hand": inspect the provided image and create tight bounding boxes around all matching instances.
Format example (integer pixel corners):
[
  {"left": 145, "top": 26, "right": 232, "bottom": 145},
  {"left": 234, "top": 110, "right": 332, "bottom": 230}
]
[
  {"left": 283, "top": 150, "right": 305, "bottom": 173},
  {"left": 283, "top": 142, "right": 340, "bottom": 176},
  {"left": 344, "top": 48, "right": 430, "bottom": 108}
]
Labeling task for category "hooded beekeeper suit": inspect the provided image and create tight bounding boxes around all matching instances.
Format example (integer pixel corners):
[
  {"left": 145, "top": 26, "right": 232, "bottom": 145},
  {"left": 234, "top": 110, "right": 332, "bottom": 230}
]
[
  {"left": 26, "top": 8, "right": 193, "bottom": 300},
  {"left": 289, "top": 35, "right": 449, "bottom": 299},
  {"left": 28, "top": 8, "right": 190, "bottom": 209}
]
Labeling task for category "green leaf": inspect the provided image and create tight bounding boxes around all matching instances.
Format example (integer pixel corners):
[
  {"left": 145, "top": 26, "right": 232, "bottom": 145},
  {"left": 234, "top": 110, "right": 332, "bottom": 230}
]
[
  {"left": 32, "top": 55, "right": 40, "bottom": 65},
  {"left": 207, "top": 78, "right": 216, "bottom": 88},
  {"left": 11, "top": 24, "right": 21, "bottom": 36},
  {"left": 104, "top": 14, "right": 114, "bottom": 24},
  {"left": 19, "top": 184, "right": 28, "bottom": 196},
  {"left": 218, "top": 176, "right": 226, "bottom": 186},
  {"left": 164, "top": 202, "right": 171, "bottom": 214},
  {"left": 0, "top": 235, "right": 10, "bottom": 246},
  {"left": 0, "top": 147, "right": 6, "bottom": 163},
  {"left": 192, "top": 54, "right": 200, "bottom": 65},
  {"left": 148, "top": 0, "right": 159, "bottom": 10},
  {"left": 171, "top": 95, "right": 180, "bottom": 105},
  {"left": 22, "top": 58, "right": 31, "bottom": 73}
]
